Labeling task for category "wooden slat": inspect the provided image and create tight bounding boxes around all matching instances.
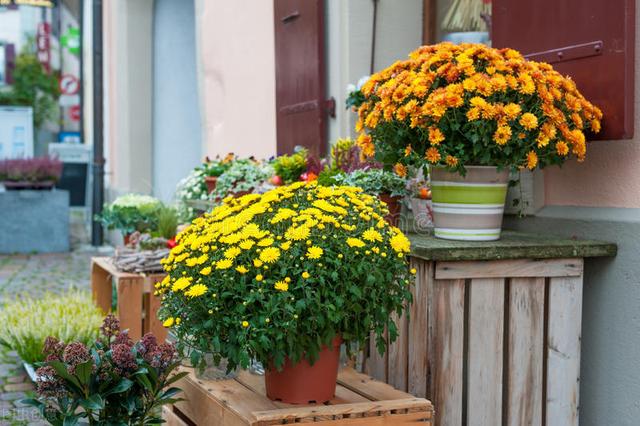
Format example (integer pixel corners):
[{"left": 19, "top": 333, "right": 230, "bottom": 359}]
[
  {"left": 436, "top": 258, "right": 583, "bottom": 280},
  {"left": 174, "top": 369, "right": 279, "bottom": 426},
  {"left": 302, "top": 410, "right": 430, "bottom": 425},
  {"left": 91, "top": 260, "right": 113, "bottom": 314},
  {"left": 467, "top": 278, "right": 505, "bottom": 426},
  {"left": 147, "top": 276, "right": 168, "bottom": 341},
  {"left": 251, "top": 398, "right": 431, "bottom": 424},
  {"left": 117, "top": 278, "right": 144, "bottom": 340},
  {"left": 546, "top": 276, "right": 583, "bottom": 426},
  {"left": 431, "top": 278, "right": 465, "bottom": 426},
  {"left": 408, "top": 258, "right": 431, "bottom": 398},
  {"left": 507, "top": 278, "right": 545, "bottom": 426},
  {"left": 162, "top": 406, "right": 190, "bottom": 426},
  {"left": 388, "top": 309, "right": 408, "bottom": 392},
  {"left": 337, "top": 368, "right": 411, "bottom": 401},
  {"left": 368, "top": 330, "right": 387, "bottom": 383}
]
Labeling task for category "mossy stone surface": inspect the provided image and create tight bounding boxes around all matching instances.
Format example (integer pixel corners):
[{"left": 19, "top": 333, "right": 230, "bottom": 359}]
[{"left": 408, "top": 230, "right": 617, "bottom": 261}]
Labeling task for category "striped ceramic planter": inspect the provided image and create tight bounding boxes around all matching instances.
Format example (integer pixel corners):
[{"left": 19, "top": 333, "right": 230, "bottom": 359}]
[{"left": 431, "top": 166, "right": 509, "bottom": 241}]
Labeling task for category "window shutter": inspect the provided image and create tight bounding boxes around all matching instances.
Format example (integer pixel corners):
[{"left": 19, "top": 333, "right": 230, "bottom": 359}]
[
  {"left": 274, "top": 0, "right": 328, "bottom": 157},
  {"left": 492, "top": 0, "right": 635, "bottom": 140}
]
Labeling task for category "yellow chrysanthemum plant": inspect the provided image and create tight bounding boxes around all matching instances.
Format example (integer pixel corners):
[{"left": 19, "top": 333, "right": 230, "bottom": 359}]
[
  {"left": 355, "top": 42, "right": 602, "bottom": 174},
  {"left": 157, "top": 181, "right": 413, "bottom": 373}
]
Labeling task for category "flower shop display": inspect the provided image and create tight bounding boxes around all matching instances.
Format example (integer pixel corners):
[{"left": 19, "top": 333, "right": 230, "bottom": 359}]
[
  {"left": 96, "top": 194, "right": 163, "bottom": 243},
  {"left": 355, "top": 43, "right": 601, "bottom": 240},
  {"left": 0, "top": 156, "right": 63, "bottom": 189},
  {"left": 157, "top": 181, "right": 413, "bottom": 404},
  {"left": 202, "top": 154, "right": 235, "bottom": 193},
  {"left": 211, "top": 158, "right": 274, "bottom": 199},
  {"left": 23, "top": 315, "right": 186, "bottom": 425},
  {"left": 0, "top": 291, "right": 103, "bottom": 370},
  {"left": 333, "top": 168, "right": 409, "bottom": 226}
]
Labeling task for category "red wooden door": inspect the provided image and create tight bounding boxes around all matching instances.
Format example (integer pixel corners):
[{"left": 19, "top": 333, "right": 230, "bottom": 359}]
[
  {"left": 492, "top": 0, "right": 635, "bottom": 140},
  {"left": 274, "top": 0, "right": 327, "bottom": 156}
]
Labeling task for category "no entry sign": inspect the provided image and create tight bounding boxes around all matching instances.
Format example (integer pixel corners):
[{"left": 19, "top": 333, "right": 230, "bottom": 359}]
[{"left": 59, "top": 74, "right": 80, "bottom": 96}]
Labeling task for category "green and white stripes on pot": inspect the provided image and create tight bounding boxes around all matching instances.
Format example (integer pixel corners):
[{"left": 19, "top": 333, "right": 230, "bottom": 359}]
[{"left": 431, "top": 166, "right": 509, "bottom": 241}]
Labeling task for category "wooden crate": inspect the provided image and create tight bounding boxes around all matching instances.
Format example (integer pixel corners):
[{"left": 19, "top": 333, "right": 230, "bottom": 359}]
[
  {"left": 91, "top": 256, "right": 167, "bottom": 341},
  {"left": 364, "top": 231, "right": 616, "bottom": 426},
  {"left": 167, "top": 367, "right": 433, "bottom": 425}
]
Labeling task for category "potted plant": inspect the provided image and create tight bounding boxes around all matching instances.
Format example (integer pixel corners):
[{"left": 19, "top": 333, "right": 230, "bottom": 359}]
[
  {"left": 333, "top": 168, "right": 409, "bottom": 226},
  {"left": 272, "top": 149, "right": 308, "bottom": 185},
  {"left": 355, "top": 43, "right": 601, "bottom": 240},
  {"left": 211, "top": 158, "right": 273, "bottom": 199},
  {"left": 157, "top": 182, "right": 413, "bottom": 404},
  {"left": 23, "top": 315, "right": 186, "bottom": 425},
  {"left": 0, "top": 157, "right": 63, "bottom": 190},
  {"left": 0, "top": 290, "right": 104, "bottom": 382},
  {"left": 202, "top": 153, "right": 235, "bottom": 194},
  {"left": 96, "top": 194, "right": 163, "bottom": 244}
]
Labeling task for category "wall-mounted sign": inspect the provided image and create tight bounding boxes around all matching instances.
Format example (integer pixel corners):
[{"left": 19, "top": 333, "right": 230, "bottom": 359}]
[
  {"left": 36, "top": 22, "right": 51, "bottom": 72},
  {"left": 61, "top": 27, "right": 80, "bottom": 55},
  {"left": 59, "top": 74, "right": 79, "bottom": 95},
  {"left": 69, "top": 105, "right": 81, "bottom": 122},
  {"left": 0, "top": 0, "right": 56, "bottom": 7}
]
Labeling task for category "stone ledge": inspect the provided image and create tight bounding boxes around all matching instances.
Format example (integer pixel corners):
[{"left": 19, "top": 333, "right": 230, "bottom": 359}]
[{"left": 408, "top": 230, "right": 617, "bottom": 262}]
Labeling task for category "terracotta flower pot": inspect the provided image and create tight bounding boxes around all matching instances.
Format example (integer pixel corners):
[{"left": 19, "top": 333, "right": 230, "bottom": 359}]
[
  {"left": 233, "top": 189, "right": 252, "bottom": 198},
  {"left": 123, "top": 233, "right": 132, "bottom": 246},
  {"left": 204, "top": 176, "right": 218, "bottom": 194},
  {"left": 265, "top": 337, "right": 342, "bottom": 404},
  {"left": 378, "top": 193, "right": 402, "bottom": 226}
]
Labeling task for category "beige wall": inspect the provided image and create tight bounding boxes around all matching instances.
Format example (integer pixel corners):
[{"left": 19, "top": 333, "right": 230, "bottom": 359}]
[
  {"left": 542, "top": 3, "right": 640, "bottom": 209},
  {"left": 195, "top": 0, "right": 277, "bottom": 160},
  {"left": 103, "top": 0, "right": 154, "bottom": 196},
  {"left": 326, "top": 0, "right": 423, "bottom": 145}
]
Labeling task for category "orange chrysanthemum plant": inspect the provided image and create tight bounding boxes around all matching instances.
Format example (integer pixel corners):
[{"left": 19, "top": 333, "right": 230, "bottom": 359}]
[{"left": 354, "top": 42, "right": 602, "bottom": 174}]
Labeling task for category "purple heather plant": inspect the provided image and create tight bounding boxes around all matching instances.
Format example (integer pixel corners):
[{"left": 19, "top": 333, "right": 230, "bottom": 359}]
[
  {"left": 0, "top": 156, "right": 62, "bottom": 183},
  {"left": 23, "top": 314, "right": 186, "bottom": 425}
]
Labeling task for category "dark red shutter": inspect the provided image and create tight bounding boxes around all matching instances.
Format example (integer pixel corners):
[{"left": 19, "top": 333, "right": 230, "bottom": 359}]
[
  {"left": 5, "top": 44, "right": 15, "bottom": 85},
  {"left": 492, "top": 0, "right": 635, "bottom": 140},
  {"left": 274, "top": 0, "right": 328, "bottom": 157}
]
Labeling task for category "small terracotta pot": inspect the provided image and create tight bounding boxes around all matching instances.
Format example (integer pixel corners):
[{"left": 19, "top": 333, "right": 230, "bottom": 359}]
[
  {"left": 378, "top": 193, "right": 402, "bottom": 226},
  {"left": 265, "top": 337, "right": 342, "bottom": 404},
  {"left": 204, "top": 176, "right": 218, "bottom": 194},
  {"left": 123, "top": 233, "right": 132, "bottom": 246}
]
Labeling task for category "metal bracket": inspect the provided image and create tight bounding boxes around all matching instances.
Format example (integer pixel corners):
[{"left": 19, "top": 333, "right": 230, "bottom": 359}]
[
  {"left": 524, "top": 40, "right": 603, "bottom": 64},
  {"left": 325, "top": 97, "right": 336, "bottom": 118}
]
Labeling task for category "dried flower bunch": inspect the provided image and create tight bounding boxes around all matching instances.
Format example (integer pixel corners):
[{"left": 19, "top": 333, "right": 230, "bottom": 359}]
[
  {"left": 23, "top": 315, "right": 186, "bottom": 425},
  {"left": 158, "top": 181, "right": 413, "bottom": 371},
  {"left": 355, "top": 43, "right": 602, "bottom": 174}
]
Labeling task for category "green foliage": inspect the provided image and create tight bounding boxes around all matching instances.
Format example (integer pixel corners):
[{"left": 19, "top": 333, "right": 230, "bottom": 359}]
[
  {"left": 23, "top": 315, "right": 186, "bottom": 425},
  {"left": 155, "top": 206, "right": 178, "bottom": 239},
  {"left": 0, "top": 49, "right": 60, "bottom": 129},
  {"left": 273, "top": 149, "right": 308, "bottom": 184},
  {"left": 0, "top": 291, "right": 103, "bottom": 364},
  {"left": 201, "top": 154, "right": 234, "bottom": 177},
  {"left": 333, "top": 168, "right": 409, "bottom": 197},
  {"left": 212, "top": 159, "right": 273, "bottom": 198},
  {"left": 96, "top": 194, "right": 162, "bottom": 235},
  {"left": 158, "top": 182, "right": 413, "bottom": 372}
]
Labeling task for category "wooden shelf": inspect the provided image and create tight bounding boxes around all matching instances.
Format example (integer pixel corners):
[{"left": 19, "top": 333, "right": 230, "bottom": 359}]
[{"left": 167, "top": 367, "right": 433, "bottom": 425}]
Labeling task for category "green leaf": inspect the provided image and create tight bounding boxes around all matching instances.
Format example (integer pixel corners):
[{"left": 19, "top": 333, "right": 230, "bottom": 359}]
[
  {"left": 79, "top": 394, "right": 103, "bottom": 411},
  {"left": 104, "top": 378, "right": 134, "bottom": 396},
  {"left": 49, "top": 361, "right": 83, "bottom": 393},
  {"left": 63, "top": 415, "right": 79, "bottom": 426},
  {"left": 74, "top": 360, "right": 93, "bottom": 385}
]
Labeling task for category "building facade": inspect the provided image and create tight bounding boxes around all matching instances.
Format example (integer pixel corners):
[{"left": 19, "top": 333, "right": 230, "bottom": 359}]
[{"left": 101, "top": 2, "right": 639, "bottom": 424}]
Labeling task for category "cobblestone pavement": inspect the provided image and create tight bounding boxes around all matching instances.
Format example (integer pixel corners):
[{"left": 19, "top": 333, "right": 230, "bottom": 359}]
[{"left": 0, "top": 246, "right": 111, "bottom": 425}]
